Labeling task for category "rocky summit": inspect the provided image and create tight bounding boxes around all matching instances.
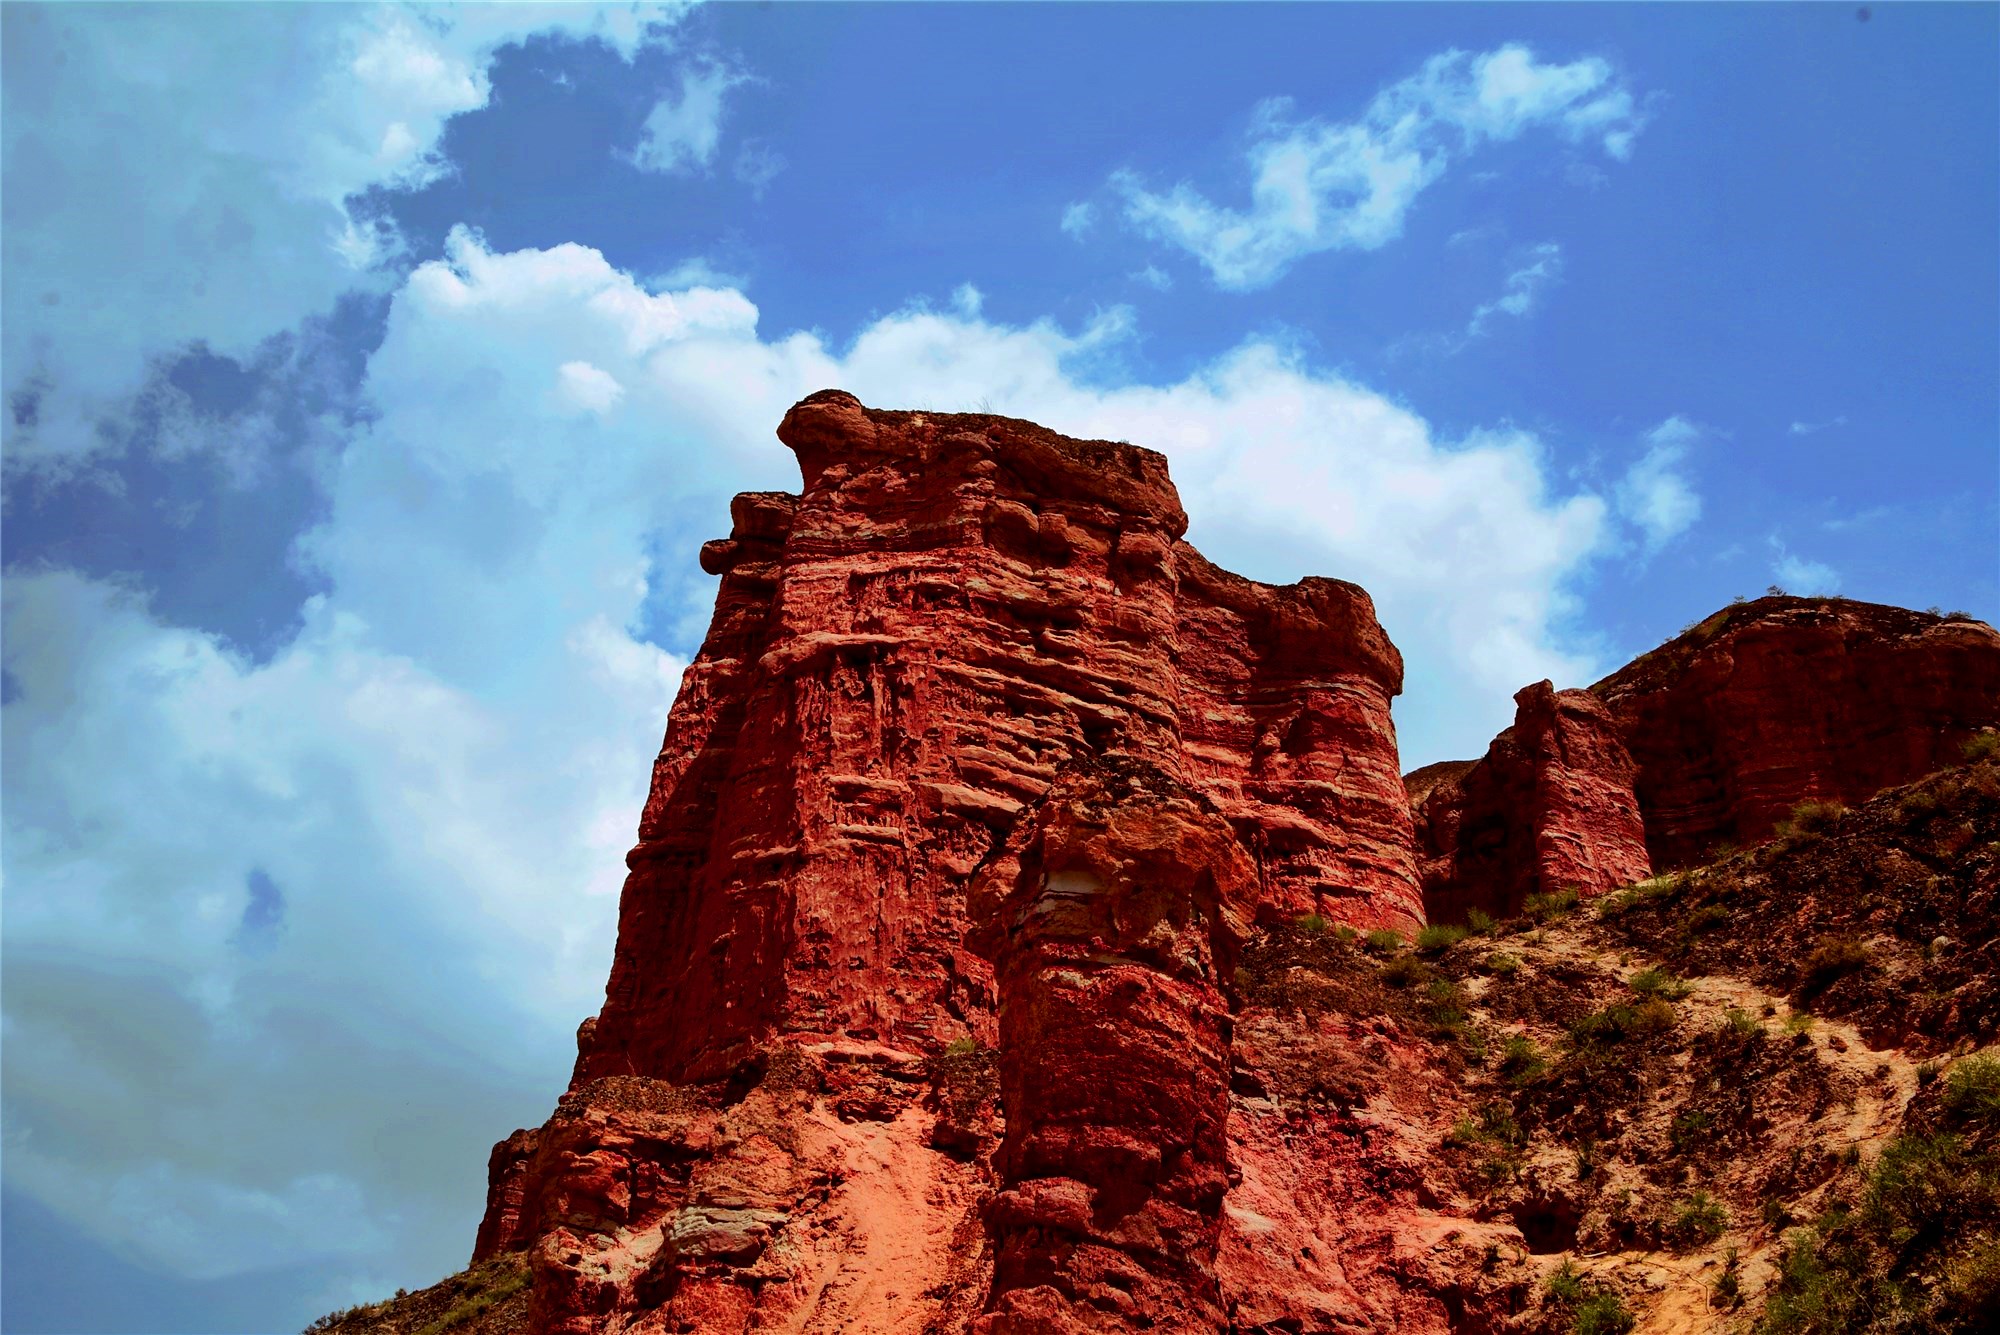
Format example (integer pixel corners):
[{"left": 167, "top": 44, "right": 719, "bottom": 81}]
[{"left": 317, "top": 396, "right": 2000, "bottom": 1335}]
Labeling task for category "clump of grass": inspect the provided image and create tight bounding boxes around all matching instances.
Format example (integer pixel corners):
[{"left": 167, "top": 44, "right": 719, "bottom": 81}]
[
  {"left": 1666, "top": 1190, "right": 1730, "bottom": 1250},
  {"left": 1416, "top": 922, "right": 1470, "bottom": 954},
  {"left": 1943, "top": 1053, "right": 2000, "bottom": 1132},
  {"left": 1572, "top": 1293, "right": 1636, "bottom": 1335},
  {"left": 1671, "top": 1109, "right": 1715, "bottom": 1155},
  {"left": 1524, "top": 887, "right": 1581, "bottom": 921},
  {"left": 1721, "top": 1008, "right": 1763, "bottom": 1040},
  {"left": 1364, "top": 928, "right": 1405, "bottom": 955},
  {"left": 1544, "top": 1259, "right": 1586, "bottom": 1304},
  {"left": 1963, "top": 731, "right": 2000, "bottom": 763},
  {"left": 1484, "top": 950, "right": 1521, "bottom": 978},
  {"left": 1712, "top": 1247, "right": 1743, "bottom": 1308},
  {"left": 1683, "top": 902, "right": 1730, "bottom": 935},
  {"left": 1897, "top": 787, "right": 1942, "bottom": 825},
  {"left": 1295, "top": 912, "right": 1328, "bottom": 934},
  {"left": 943, "top": 1036, "right": 979, "bottom": 1057},
  {"left": 1466, "top": 908, "right": 1496, "bottom": 935},
  {"left": 1380, "top": 955, "right": 1428, "bottom": 988},
  {"left": 1629, "top": 967, "right": 1692, "bottom": 1001},
  {"left": 412, "top": 1265, "right": 531, "bottom": 1335},
  {"left": 1800, "top": 937, "right": 1869, "bottom": 994},
  {"left": 1499, "top": 1034, "right": 1547, "bottom": 1085},
  {"left": 1333, "top": 924, "right": 1358, "bottom": 944},
  {"left": 1775, "top": 797, "right": 1846, "bottom": 839},
  {"left": 1569, "top": 997, "right": 1676, "bottom": 1050},
  {"left": 1783, "top": 1011, "right": 1816, "bottom": 1035}
]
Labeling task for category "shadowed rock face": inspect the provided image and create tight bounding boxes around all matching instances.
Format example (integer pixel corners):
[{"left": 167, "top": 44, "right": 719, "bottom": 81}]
[
  {"left": 576, "top": 389, "right": 1418, "bottom": 1089},
  {"left": 967, "top": 757, "right": 1257, "bottom": 1332},
  {"left": 1412, "top": 598, "right": 2000, "bottom": 920},
  {"left": 462, "top": 393, "right": 1427, "bottom": 1333},
  {"left": 1414, "top": 680, "right": 1651, "bottom": 922}
]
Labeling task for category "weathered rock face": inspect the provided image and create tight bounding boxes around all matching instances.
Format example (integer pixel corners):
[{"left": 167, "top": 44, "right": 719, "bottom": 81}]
[
  {"left": 1595, "top": 598, "right": 2000, "bottom": 869},
  {"left": 468, "top": 392, "right": 1426, "bottom": 1333},
  {"left": 966, "top": 757, "right": 1257, "bottom": 1332},
  {"left": 579, "top": 389, "right": 1417, "bottom": 1089},
  {"left": 1414, "top": 680, "right": 1651, "bottom": 922},
  {"left": 1412, "top": 597, "right": 2000, "bottom": 920}
]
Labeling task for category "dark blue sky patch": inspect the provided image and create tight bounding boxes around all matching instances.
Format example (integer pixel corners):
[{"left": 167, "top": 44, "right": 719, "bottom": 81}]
[
  {"left": 235, "top": 868, "right": 286, "bottom": 954},
  {"left": 1, "top": 293, "right": 388, "bottom": 662}
]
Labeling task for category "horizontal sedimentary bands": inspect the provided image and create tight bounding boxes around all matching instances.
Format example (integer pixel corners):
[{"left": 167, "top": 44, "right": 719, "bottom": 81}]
[{"left": 417, "top": 396, "right": 1997, "bottom": 1335}]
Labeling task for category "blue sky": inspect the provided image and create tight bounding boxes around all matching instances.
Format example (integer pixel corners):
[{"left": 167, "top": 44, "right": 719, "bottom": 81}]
[{"left": 2, "top": 4, "right": 1994, "bottom": 1331}]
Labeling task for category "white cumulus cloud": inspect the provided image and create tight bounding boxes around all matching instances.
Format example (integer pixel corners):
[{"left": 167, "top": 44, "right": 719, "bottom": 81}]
[
  {"left": 1615, "top": 416, "right": 1704, "bottom": 552},
  {"left": 1108, "top": 44, "right": 1643, "bottom": 289},
  {"left": 7, "top": 231, "right": 1627, "bottom": 1312},
  {"left": 1, "top": 2, "right": 688, "bottom": 477}
]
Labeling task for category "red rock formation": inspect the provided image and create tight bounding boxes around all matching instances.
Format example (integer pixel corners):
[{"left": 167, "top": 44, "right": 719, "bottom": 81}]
[
  {"left": 1595, "top": 598, "right": 2000, "bottom": 869},
  {"left": 1414, "top": 681, "right": 1651, "bottom": 922},
  {"left": 966, "top": 757, "right": 1257, "bottom": 1332},
  {"left": 470, "top": 392, "right": 1425, "bottom": 1333},
  {"left": 579, "top": 389, "right": 1418, "bottom": 1089},
  {"left": 1412, "top": 597, "right": 2000, "bottom": 919}
]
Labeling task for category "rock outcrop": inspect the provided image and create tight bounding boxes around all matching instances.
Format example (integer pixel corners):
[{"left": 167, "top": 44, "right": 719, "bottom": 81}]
[
  {"left": 465, "top": 392, "right": 1424, "bottom": 1332},
  {"left": 1414, "top": 681, "right": 1650, "bottom": 923},
  {"left": 318, "top": 398, "right": 2000, "bottom": 1335},
  {"left": 967, "top": 757, "right": 1256, "bottom": 1332},
  {"left": 1413, "top": 597, "right": 2000, "bottom": 921}
]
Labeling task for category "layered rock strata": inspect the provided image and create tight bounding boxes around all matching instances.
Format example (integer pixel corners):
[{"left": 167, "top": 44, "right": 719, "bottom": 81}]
[
  {"left": 1413, "top": 597, "right": 2000, "bottom": 920},
  {"left": 1414, "top": 680, "right": 1650, "bottom": 922},
  {"left": 470, "top": 392, "right": 1429, "bottom": 1332},
  {"left": 967, "top": 757, "right": 1257, "bottom": 1332}
]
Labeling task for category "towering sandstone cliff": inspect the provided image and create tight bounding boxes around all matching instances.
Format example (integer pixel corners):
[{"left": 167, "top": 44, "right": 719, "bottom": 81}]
[
  {"left": 1412, "top": 597, "right": 2000, "bottom": 919},
  {"left": 328, "top": 396, "right": 2000, "bottom": 1335},
  {"left": 468, "top": 392, "right": 1454, "bottom": 1333}
]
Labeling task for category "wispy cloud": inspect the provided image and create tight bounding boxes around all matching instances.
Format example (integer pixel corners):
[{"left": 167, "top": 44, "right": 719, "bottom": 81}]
[
  {"left": 1131, "top": 264, "right": 1174, "bottom": 291},
  {"left": 629, "top": 63, "right": 750, "bottom": 174},
  {"left": 1105, "top": 44, "right": 1644, "bottom": 289},
  {"left": 1060, "top": 201, "right": 1098, "bottom": 238},
  {"left": 1789, "top": 415, "right": 1849, "bottom": 436},
  {"left": 1615, "top": 417, "right": 1703, "bottom": 552},
  {"left": 1768, "top": 536, "right": 1842, "bottom": 593},
  {"left": 1466, "top": 242, "right": 1564, "bottom": 338}
]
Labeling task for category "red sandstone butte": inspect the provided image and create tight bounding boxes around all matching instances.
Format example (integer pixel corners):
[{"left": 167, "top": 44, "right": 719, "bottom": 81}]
[
  {"left": 469, "top": 392, "right": 1430, "bottom": 1333},
  {"left": 1413, "top": 597, "right": 2000, "bottom": 919},
  {"left": 1412, "top": 680, "right": 1650, "bottom": 922}
]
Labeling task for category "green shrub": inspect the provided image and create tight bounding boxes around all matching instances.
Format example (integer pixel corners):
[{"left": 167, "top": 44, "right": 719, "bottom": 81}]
[
  {"left": 1500, "top": 1034, "right": 1547, "bottom": 1085},
  {"left": 1333, "top": 924, "right": 1358, "bottom": 944},
  {"left": 1712, "top": 1248, "right": 1743, "bottom": 1308},
  {"left": 1964, "top": 732, "right": 2000, "bottom": 763},
  {"left": 1721, "top": 1008, "right": 1762, "bottom": 1039},
  {"left": 1671, "top": 1109, "right": 1715, "bottom": 1155},
  {"left": 1484, "top": 950, "right": 1521, "bottom": 978},
  {"left": 1783, "top": 1011, "right": 1815, "bottom": 1035},
  {"left": 1295, "top": 912, "right": 1328, "bottom": 934},
  {"left": 1524, "top": 888, "right": 1581, "bottom": 920},
  {"left": 1776, "top": 798, "right": 1845, "bottom": 838},
  {"left": 1544, "top": 1259, "right": 1586, "bottom": 1304},
  {"left": 944, "top": 1036, "right": 979, "bottom": 1057},
  {"left": 1364, "top": 928, "right": 1405, "bottom": 955},
  {"left": 1666, "top": 1190, "right": 1729, "bottom": 1250},
  {"left": 1380, "top": 955, "right": 1427, "bottom": 988},
  {"left": 1571, "top": 1293, "right": 1636, "bottom": 1335},
  {"left": 1417, "top": 923, "right": 1470, "bottom": 954},
  {"left": 1800, "top": 938, "right": 1869, "bottom": 993},
  {"left": 1466, "top": 908, "right": 1496, "bottom": 935},
  {"left": 1629, "top": 967, "right": 1692, "bottom": 1001},
  {"left": 1569, "top": 998, "right": 1676, "bottom": 1049},
  {"left": 1683, "top": 903, "right": 1730, "bottom": 935},
  {"left": 1944, "top": 1053, "right": 2000, "bottom": 1131}
]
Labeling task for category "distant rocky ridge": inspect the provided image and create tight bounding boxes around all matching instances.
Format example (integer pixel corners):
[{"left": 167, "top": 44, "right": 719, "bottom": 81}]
[
  {"left": 316, "top": 396, "right": 2000, "bottom": 1335},
  {"left": 1413, "top": 596, "right": 2000, "bottom": 921}
]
